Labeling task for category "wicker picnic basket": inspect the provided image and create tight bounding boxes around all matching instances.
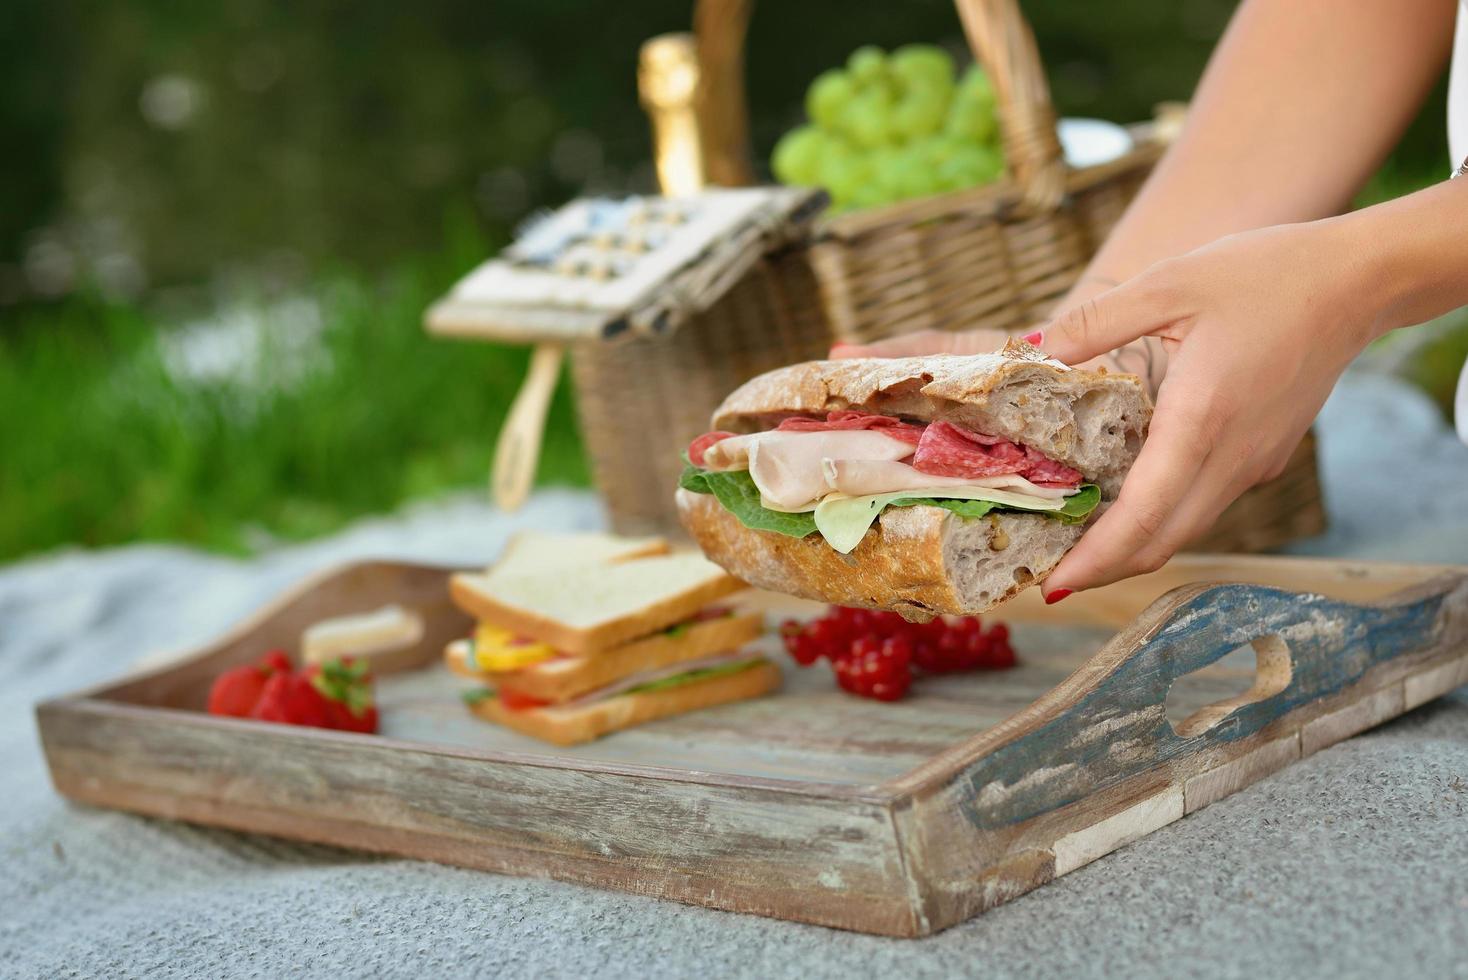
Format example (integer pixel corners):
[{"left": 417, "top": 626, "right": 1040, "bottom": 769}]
[
  {"left": 432, "top": 0, "right": 1325, "bottom": 552},
  {"left": 691, "top": 0, "right": 1167, "bottom": 341},
  {"left": 598, "top": 0, "right": 1323, "bottom": 545}
]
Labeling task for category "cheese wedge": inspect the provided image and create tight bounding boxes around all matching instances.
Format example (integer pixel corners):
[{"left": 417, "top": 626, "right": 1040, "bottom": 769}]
[{"left": 814, "top": 486, "right": 1065, "bottom": 555}]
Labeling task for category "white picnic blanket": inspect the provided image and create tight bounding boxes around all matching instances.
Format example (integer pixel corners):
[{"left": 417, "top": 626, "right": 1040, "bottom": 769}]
[{"left": 2, "top": 374, "right": 1466, "bottom": 979}]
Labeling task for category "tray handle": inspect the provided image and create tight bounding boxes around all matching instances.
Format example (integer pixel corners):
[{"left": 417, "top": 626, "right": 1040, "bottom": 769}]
[
  {"left": 956, "top": 576, "right": 1467, "bottom": 830},
  {"left": 686, "top": 0, "right": 1066, "bottom": 213},
  {"left": 1100, "top": 579, "right": 1455, "bottom": 744}
]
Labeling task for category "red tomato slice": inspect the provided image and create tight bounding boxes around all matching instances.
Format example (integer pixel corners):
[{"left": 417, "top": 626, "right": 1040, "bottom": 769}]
[{"left": 498, "top": 689, "right": 551, "bottom": 711}]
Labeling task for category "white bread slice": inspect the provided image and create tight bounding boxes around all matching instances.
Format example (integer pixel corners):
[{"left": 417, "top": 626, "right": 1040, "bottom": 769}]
[
  {"left": 445, "top": 613, "right": 763, "bottom": 702},
  {"left": 449, "top": 551, "right": 745, "bottom": 655},
  {"left": 469, "top": 661, "right": 781, "bottom": 745},
  {"left": 484, "top": 531, "right": 667, "bottom": 580}
]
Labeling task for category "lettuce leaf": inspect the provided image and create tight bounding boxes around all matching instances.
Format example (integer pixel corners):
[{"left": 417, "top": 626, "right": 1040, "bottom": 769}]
[
  {"left": 680, "top": 461, "right": 819, "bottom": 537},
  {"left": 623, "top": 657, "right": 765, "bottom": 695},
  {"left": 460, "top": 686, "right": 495, "bottom": 705},
  {"left": 679, "top": 460, "right": 1100, "bottom": 539}
]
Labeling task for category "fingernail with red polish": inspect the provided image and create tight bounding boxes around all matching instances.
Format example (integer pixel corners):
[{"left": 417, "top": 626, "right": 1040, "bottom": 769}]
[
  {"left": 1021, "top": 330, "right": 1043, "bottom": 345},
  {"left": 1043, "top": 588, "right": 1073, "bottom": 605}
]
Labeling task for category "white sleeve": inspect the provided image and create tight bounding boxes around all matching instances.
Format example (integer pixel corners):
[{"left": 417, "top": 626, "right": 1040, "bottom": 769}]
[{"left": 1455, "top": 359, "right": 1468, "bottom": 446}]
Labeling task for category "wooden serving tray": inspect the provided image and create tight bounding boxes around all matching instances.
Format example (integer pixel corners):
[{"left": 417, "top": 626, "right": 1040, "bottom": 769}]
[{"left": 36, "top": 556, "right": 1468, "bottom": 937}]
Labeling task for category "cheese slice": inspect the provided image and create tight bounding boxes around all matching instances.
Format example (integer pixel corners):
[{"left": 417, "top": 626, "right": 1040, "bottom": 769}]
[
  {"left": 747, "top": 430, "right": 915, "bottom": 510},
  {"left": 760, "top": 495, "right": 819, "bottom": 513},
  {"left": 814, "top": 486, "right": 1066, "bottom": 555}
]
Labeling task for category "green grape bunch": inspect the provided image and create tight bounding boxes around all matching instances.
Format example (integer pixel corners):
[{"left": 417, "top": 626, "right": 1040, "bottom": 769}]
[{"left": 771, "top": 44, "right": 1006, "bottom": 212}]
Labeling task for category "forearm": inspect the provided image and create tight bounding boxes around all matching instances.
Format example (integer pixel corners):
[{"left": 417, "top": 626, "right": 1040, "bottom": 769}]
[
  {"left": 1079, "top": 0, "right": 1454, "bottom": 295},
  {"left": 1049, "top": 0, "right": 1455, "bottom": 388}
]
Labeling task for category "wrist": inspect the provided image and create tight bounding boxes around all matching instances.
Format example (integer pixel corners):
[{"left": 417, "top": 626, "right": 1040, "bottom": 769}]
[
  {"left": 1304, "top": 211, "right": 1398, "bottom": 348},
  {"left": 1333, "top": 175, "right": 1468, "bottom": 338}
]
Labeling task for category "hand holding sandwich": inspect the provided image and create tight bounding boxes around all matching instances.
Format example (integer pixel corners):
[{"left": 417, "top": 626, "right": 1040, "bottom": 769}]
[
  {"left": 832, "top": 0, "right": 1468, "bottom": 599},
  {"left": 1028, "top": 220, "right": 1375, "bottom": 597}
]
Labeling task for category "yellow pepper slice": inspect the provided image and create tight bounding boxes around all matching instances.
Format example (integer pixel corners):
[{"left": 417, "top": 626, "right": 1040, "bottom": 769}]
[{"left": 471, "top": 624, "right": 557, "bottom": 671}]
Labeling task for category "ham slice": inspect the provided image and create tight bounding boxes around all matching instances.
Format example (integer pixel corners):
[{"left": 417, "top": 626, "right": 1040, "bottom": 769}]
[
  {"left": 822, "top": 459, "right": 1072, "bottom": 499},
  {"left": 688, "top": 415, "right": 1084, "bottom": 495},
  {"left": 699, "top": 432, "right": 761, "bottom": 470},
  {"left": 688, "top": 431, "right": 736, "bottom": 467},
  {"left": 747, "top": 430, "right": 915, "bottom": 509}
]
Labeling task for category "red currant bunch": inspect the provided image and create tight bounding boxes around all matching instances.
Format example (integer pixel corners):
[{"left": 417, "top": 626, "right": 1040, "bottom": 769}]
[{"left": 779, "top": 606, "right": 1017, "bottom": 702}]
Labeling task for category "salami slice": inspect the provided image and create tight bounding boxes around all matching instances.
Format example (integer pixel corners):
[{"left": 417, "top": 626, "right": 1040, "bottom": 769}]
[
  {"left": 775, "top": 411, "right": 924, "bottom": 445},
  {"left": 1022, "top": 446, "right": 1084, "bottom": 487},
  {"left": 912, "top": 420, "right": 1082, "bottom": 487},
  {"left": 687, "top": 431, "right": 736, "bottom": 467}
]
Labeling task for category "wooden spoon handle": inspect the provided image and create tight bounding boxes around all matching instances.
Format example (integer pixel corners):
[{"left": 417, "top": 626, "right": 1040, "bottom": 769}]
[{"left": 490, "top": 343, "right": 564, "bottom": 511}]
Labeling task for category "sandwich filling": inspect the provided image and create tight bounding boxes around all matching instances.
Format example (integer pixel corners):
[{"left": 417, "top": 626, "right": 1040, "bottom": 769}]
[
  {"left": 461, "top": 607, "right": 737, "bottom": 673},
  {"left": 461, "top": 652, "right": 767, "bottom": 713},
  {"left": 681, "top": 411, "right": 1101, "bottom": 553}
]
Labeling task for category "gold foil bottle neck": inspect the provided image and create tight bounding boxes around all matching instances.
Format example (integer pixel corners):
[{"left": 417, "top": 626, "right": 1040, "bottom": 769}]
[{"left": 638, "top": 33, "right": 706, "bottom": 197}]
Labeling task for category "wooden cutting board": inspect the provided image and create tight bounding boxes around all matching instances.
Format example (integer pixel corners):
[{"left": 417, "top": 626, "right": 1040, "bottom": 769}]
[{"left": 35, "top": 556, "right": 1468, "bottom": 937}]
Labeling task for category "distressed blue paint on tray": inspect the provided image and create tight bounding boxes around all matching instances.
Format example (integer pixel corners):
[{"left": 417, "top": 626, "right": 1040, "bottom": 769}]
[{"left": 960, "top": 583, "right": 1451, "bottom": 831}]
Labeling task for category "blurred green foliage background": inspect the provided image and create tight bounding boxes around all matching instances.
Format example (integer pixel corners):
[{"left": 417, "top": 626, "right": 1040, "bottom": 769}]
[{"left": 0, "top": 0, "right": 1457, "bottom": 562}]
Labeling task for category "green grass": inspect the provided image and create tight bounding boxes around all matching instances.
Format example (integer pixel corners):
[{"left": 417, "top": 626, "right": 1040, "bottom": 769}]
[
  {"left": 3, "top": 162, "right": 1461, "bottom": 566},
  {"left": 0, "top": 241, "right": 588, "bottom": 563}
]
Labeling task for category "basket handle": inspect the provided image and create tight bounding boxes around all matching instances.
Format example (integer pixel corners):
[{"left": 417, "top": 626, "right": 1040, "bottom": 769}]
[
  {"left": 489, "top": 343, "right": 564, "bottom": 512},
  {"left": 690, "top": 0, "right": 1066, "bottom": 213}
]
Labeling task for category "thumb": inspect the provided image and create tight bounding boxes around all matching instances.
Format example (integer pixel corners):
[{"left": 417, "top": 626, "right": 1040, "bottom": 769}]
[{"left": 1033, "top": 276, "right": 1174, "bottom": 365}]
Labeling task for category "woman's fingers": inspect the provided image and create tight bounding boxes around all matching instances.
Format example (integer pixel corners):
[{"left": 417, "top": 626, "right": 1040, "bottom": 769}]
[
  {"left": 1042, "top": 395, "right": 1213, "bottom": 593},
  {"left": 1035, "top": 271, "right": 1182, "bottom": 366},
  {"left": 829, "top": 328, "right": 1010, "bottom": 360}
]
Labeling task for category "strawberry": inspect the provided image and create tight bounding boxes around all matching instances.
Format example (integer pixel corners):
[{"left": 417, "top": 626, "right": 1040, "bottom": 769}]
[
  {"left": 212, "top": 651, "right": 378, "bottom": 733},
  {"left": 207, "top": 650, "right": 293, "bottom": 718},
  {"left": 304, "top": 657, "right": 380, "bottom": 734},
  {"left": 250, "top": 671, "right": 334, "bottom": 728}
]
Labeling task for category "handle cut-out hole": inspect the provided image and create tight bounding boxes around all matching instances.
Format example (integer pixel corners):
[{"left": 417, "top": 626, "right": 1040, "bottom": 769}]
[{"left": 1165, "top": 634, "right": 1293, "bottom": 737}]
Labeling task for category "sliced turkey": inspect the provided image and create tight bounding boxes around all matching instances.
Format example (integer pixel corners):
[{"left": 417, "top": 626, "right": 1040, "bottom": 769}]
[{"left": 746, "top": 430, "right": 916, "bottom": 510}]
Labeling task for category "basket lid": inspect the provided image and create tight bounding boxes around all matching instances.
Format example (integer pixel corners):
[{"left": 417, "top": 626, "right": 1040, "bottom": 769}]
[{"left": 425, "top": 186, "right": 824, "bottom": 345}]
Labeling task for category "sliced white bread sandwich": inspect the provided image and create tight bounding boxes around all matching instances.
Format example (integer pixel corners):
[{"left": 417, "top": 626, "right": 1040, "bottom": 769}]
[
  {"left": 463, "top": 659, "right": 781, "bottom": 746},
  {"left": 446, "top": 535, "right": 778, "bottom": 744},
  {"left": 445, "top": 608, "right": 763, "bottom": 702},
  {"left": 450, "top": 550, "right": 746, "bottom": 656},
  {"left": 677, "top": 340, "right": 1151, "bottom": 619}
]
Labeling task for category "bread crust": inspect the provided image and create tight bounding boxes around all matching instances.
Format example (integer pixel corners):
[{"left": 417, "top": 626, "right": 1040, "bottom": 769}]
[
  {"left": 676, "top": 488, "right": 1080, "bottom": 618},
  {"left": 709, "top": 341, "right": 1150, "bottom": 497},
  {"left": 712, "top": 341, "right": 1128, "bottom": 428},
  {"left": 469, "top": 661, "right": 782, "bottom": 745}
]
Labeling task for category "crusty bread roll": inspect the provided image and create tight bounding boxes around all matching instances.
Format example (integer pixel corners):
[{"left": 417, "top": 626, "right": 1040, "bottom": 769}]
[{"left": 678, "top": 343, "right": 1151, "bottom": 618}]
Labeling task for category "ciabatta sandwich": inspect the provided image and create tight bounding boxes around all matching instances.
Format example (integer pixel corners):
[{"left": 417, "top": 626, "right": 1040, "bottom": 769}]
[{"left": 676, "top": 341, "right": 1151, "bottom": 619}]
